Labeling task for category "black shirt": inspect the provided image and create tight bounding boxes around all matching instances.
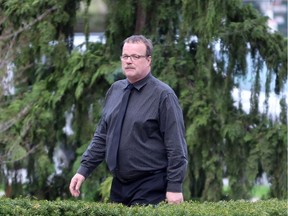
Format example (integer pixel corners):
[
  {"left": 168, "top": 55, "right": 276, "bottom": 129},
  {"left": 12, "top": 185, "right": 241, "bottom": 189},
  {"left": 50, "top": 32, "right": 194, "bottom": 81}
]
[{"left": 77, "top": 73, "right": 188, "bottom": 192}]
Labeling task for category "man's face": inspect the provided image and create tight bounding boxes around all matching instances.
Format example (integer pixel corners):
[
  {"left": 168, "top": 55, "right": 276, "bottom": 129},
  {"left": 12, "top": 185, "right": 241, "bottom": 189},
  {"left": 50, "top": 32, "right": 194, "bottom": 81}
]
[{"left": 121, "top": 42, "right": 151, "bottom": 83}]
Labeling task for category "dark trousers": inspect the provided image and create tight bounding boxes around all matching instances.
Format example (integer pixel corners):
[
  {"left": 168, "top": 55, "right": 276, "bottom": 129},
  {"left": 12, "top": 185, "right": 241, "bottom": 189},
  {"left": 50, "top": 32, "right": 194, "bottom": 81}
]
[{"left": 110, "top": 171, "right": 167, "bottom": 206}]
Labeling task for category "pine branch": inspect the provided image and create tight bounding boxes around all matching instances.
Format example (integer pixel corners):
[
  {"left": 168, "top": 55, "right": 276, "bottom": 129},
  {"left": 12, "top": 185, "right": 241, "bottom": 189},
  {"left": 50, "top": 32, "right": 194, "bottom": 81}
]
[
  {"left": 0, "top": 14, "right": 8, "bottom": 26},
  {"left": 0, "top": 6, "right": 58, "bottom": 41},
  {"left": 0, "top": 144, "right": 39, "bottom": 164},
  {"left": 0, "top": 33, "right": 17, "bottom": 70},
  {"left": 0, "top": 105, "right": 32, "bottom": 133}
]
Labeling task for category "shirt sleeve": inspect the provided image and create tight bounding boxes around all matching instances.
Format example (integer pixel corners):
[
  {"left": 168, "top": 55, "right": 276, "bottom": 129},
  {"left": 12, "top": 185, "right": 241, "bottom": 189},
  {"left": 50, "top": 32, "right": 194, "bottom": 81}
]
[
  {"left": 159, "top": 92, "right": 188, "bottom": 192},
  {"left": 77, "top": 86, "right": 114, "bottom": 178},
  {"left": 77, "top": 115, "right": 107, "bottom": 178}
]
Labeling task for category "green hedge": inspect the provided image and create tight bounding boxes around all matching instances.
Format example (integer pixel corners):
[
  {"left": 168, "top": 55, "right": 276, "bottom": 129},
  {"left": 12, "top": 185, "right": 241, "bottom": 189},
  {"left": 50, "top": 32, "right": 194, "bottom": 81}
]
[{"left": 0, "top": 198, "right": 286, "bottom": 216}]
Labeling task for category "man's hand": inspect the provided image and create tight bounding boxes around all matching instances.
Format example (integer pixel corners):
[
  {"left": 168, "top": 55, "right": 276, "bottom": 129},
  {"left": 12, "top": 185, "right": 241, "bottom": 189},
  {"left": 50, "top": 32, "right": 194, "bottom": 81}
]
[
  {"left": 69, "top": 173, "right": 85, "bottom": 197},
  {"left": 166, "top": 192, "right": 184, "bottom": 204}
]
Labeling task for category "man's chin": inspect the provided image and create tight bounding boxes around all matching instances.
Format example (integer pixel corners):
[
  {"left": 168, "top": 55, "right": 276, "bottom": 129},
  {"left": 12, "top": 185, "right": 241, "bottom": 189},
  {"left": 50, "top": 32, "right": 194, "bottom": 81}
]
[
  {"left": 125, "top": 68, "right": 135, "bottom": 73},
  {"left": 124, "top": 70, "right": 136, "bottom": 78},
  {"left": 125, "top": 74, "right": 139, "bottom": 83}
]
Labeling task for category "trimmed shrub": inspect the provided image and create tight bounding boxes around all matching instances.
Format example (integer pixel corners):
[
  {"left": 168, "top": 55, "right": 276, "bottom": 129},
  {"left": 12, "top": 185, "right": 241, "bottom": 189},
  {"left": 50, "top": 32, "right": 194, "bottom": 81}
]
[{"left": 0, "top": 198, "right": 287, "bottom": 216}]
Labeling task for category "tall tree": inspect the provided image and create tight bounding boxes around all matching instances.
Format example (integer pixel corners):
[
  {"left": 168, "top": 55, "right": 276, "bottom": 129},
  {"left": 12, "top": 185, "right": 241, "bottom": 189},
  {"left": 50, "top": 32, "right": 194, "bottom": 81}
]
[
  {"left": 0, "top": 0, "right": 286, "bottom": 201},
  {"left": 0, "top": 0, "right": 108, "bottom": 199}
]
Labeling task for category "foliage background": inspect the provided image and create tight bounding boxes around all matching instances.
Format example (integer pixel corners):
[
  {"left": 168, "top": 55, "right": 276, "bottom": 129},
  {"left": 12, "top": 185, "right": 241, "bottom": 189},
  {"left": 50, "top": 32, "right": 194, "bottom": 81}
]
[{"left": 0, "top": 0, "right": 287, "bottom": 201}]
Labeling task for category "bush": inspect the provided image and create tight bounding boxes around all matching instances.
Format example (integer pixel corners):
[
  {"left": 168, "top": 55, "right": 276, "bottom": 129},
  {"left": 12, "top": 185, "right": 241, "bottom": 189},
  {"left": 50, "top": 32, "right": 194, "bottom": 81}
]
[{"left": 0, "top": 197, "right": 286, "bottom": 216}]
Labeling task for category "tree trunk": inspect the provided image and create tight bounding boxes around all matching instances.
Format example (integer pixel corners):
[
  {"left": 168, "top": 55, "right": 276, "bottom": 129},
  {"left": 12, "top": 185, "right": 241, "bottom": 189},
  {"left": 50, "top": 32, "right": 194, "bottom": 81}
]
[{"left": 134, "top": 1, "right": 146, "bottom": 34}]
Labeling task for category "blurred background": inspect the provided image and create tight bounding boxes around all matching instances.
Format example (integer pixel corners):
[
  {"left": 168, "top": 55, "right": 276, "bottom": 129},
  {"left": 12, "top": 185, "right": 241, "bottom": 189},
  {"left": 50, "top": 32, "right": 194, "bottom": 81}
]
[{"left": 0, "top": 0, "right": 287, "bottom": 202}]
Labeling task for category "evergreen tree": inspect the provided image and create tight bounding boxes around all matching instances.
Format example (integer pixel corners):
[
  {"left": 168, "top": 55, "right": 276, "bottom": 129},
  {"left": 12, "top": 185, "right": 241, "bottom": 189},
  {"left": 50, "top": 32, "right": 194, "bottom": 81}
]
[{"left": 0, "top": 0, "right": 286, "bottom": 201}]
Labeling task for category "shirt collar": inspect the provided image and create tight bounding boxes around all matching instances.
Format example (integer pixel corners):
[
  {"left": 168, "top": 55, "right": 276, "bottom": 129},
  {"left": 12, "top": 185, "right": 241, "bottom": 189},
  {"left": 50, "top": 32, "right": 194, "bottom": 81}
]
[{"left": 125, "top": 73, "right": 151, "bottom": 91}]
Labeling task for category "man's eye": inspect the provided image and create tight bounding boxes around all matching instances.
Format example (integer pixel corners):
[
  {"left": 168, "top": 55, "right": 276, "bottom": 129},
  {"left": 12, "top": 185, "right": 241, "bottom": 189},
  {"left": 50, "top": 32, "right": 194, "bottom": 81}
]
[{"left": 131, "top": 55, "right": 140, "bottom": 59}]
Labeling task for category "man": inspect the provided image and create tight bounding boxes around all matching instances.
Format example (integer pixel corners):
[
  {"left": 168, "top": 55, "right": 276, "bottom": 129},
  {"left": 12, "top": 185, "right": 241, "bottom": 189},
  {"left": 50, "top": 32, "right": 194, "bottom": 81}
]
[{"left": 69, "top": 35, "right": 188, "bottom": 206}]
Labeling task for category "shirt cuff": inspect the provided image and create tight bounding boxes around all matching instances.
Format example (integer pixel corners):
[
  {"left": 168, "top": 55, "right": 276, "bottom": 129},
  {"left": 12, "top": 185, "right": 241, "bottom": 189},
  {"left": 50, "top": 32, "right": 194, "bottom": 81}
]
[
  {"left": 77, "top": 166, "right": 91, "bottom": 179},
  {"left": 167, "top": 182, "right": 182, "bottom": 193}
]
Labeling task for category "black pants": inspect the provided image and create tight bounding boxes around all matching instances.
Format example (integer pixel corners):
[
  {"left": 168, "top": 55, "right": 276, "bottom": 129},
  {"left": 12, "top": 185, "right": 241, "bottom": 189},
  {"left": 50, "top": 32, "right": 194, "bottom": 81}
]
[{"left": 110, "top": 171, "right": 167, "bottom": 206}]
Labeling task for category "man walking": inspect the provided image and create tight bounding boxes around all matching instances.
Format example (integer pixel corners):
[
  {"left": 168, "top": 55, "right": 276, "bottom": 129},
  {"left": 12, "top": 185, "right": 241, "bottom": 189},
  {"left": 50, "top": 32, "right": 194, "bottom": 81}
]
[{"left": 69, "top": 35, "right": 188, "bottom": 206}]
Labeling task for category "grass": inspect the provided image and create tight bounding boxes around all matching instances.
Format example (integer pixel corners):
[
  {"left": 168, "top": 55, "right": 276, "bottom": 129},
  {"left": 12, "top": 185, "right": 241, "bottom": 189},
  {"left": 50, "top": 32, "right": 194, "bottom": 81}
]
[
  {"left": 223, "top": 184, "right": 270, "bottom": 199},
  {"left": 251, "top": 185, "right": 270, "bottom": 198}
]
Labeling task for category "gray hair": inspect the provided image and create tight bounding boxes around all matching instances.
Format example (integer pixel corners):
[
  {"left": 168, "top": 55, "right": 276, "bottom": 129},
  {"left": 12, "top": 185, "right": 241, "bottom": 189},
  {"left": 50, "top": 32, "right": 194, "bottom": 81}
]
[{"left": 122, "top": 35, "right": 153, "bottom": 56}]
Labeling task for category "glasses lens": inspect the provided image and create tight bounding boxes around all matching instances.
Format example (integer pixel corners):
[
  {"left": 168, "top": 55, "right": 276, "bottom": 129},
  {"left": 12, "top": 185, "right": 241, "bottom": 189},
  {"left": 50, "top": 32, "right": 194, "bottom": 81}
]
[
  {"left": 131, "top": 55, "right": 139, "bottom": 60},
  {"left": 120, "top": 55, "right": 146, "bottom": 61}
]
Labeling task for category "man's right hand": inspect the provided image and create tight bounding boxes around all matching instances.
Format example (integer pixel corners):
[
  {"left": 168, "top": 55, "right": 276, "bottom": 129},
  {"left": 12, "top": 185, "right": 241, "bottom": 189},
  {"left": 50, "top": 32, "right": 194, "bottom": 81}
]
[{"left": 69, "top": 173, "right": 85, "bottom": 197}]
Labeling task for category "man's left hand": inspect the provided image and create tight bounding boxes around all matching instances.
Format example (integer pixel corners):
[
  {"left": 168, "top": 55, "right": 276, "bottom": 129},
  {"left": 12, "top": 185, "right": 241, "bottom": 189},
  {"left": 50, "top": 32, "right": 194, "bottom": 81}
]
[{"left": 166, "top": 192, "right": 184, "bottom": 204}]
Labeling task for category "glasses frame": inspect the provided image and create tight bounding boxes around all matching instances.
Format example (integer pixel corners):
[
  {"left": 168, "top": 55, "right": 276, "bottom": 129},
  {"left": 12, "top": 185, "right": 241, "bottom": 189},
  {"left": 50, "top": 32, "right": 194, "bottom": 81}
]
[{"left": 120, "top": 54, "right": 148, "bottom": 61}]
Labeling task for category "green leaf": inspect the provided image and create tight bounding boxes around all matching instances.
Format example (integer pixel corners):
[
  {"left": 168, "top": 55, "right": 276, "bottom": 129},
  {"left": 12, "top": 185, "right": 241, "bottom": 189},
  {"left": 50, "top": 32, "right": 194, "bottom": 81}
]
[
  {"left": 9, "top": 144, "right": 27, "bottom": 161},
  {"left": 75, "top": 81, "right": 84, "bottom": 100}
]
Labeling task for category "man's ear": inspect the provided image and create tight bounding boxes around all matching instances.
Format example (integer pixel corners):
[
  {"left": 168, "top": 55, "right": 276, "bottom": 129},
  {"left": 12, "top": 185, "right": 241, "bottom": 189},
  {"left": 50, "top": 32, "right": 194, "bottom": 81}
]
[{"left": 147, "top": 56, "right": 152, "bottom": 66}]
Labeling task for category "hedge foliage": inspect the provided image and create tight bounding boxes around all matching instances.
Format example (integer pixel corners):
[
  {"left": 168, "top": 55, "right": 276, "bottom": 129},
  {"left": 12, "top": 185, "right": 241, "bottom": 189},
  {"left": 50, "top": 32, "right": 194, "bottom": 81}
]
[{"left": 0, "top": 198, "right": 286, "bottom": 216}]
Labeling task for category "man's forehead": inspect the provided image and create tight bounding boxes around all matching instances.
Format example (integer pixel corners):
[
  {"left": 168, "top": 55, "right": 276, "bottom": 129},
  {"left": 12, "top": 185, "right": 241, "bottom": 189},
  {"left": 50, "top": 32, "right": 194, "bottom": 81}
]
[{"left": 123, "top": 42, "right": 146, "bottom": 49}]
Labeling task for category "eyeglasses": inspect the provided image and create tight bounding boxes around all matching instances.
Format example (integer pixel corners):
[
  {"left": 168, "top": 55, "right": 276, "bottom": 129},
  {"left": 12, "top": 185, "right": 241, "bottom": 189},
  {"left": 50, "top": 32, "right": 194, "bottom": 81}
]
[{"left": 120, "top": 54, "right": 148, "bottom": 61}]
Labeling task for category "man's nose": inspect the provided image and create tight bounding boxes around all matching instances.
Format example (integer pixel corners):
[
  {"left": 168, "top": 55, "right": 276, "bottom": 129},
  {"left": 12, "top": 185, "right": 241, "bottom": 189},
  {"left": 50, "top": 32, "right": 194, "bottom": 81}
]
[{"left": 126, "top": 56, "right": 133, "bottom": 62}]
